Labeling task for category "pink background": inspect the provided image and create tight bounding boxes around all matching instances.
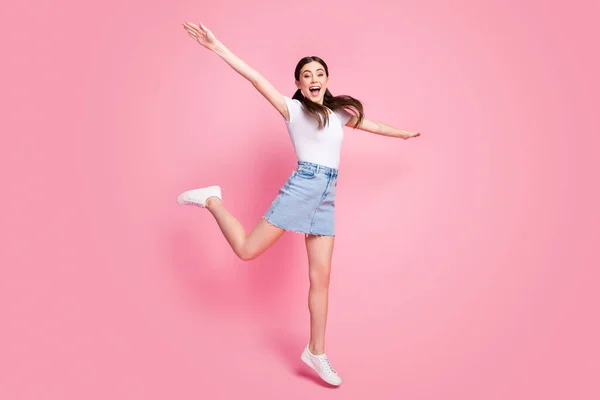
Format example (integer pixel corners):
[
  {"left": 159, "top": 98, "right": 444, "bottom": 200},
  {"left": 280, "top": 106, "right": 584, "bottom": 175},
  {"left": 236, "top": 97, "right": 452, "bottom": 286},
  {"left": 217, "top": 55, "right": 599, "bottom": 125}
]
[{"left": 2, "top": 0, "right": 599, "bottom": 399}]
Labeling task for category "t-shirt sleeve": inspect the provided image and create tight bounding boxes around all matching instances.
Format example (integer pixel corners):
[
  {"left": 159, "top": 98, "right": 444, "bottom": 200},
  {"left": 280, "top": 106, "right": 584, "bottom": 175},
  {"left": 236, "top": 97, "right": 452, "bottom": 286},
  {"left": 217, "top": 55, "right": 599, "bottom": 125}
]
[
  {"left": 335, "top": 108, "right": 353, "bottom": 127},
  {"left": 283, "top": 96, "right": 302, "bottom": 123}
]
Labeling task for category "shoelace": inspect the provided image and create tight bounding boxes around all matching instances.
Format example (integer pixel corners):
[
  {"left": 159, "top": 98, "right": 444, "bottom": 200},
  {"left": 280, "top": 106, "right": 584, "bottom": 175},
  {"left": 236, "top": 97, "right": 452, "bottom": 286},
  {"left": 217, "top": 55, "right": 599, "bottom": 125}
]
[{"left": 320, "top": 357, "right": 337, "bottom": 374}]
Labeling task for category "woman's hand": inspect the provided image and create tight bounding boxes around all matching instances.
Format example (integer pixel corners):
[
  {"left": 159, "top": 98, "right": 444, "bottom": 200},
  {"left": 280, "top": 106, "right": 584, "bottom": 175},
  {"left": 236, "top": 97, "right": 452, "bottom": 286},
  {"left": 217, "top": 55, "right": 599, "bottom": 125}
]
[
  {"left": 183, "top": 22, "right": 218, "bottom": 51},
  {"left": 401, "top": 130, "right": 421, "bottom": 139}
]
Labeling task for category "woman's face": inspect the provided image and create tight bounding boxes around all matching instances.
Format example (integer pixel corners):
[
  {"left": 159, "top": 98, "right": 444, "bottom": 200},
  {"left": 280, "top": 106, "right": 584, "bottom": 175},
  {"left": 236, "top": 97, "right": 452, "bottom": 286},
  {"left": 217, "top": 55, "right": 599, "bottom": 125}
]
[{"left": 296, "top": 61, "right": 329, "bottom": 104}]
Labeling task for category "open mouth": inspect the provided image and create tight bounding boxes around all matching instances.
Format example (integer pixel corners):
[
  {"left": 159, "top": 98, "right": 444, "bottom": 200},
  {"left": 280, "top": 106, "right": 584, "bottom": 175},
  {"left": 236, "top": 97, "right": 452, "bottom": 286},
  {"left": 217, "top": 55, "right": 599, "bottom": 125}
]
[{"left": 309, "top": 86, "right": 321, "bottom": 96}]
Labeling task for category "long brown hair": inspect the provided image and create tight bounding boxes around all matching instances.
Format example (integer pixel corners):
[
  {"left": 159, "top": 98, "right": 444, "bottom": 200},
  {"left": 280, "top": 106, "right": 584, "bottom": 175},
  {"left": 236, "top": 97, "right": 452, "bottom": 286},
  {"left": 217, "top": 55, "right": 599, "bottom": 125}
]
[{"left": 292, "top": 56, "right": 364, "bottom": 130}]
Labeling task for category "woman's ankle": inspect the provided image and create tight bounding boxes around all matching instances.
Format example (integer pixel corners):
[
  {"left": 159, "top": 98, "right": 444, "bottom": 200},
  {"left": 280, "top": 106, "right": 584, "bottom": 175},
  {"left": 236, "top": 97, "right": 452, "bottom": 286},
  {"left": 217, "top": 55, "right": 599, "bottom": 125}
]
[
  {"left": 205, "top": 196, "right": 222, "bottom": 209},
  {"left": 309, "top": 342, "right": 325, "bottom": 355}
]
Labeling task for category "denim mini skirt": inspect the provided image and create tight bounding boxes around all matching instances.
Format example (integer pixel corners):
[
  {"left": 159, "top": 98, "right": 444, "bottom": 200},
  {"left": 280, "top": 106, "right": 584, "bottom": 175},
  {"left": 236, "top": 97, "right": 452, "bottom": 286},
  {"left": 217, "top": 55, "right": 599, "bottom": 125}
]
[{"left": 263, "top": 161, "right": 339, "bottom": 236}]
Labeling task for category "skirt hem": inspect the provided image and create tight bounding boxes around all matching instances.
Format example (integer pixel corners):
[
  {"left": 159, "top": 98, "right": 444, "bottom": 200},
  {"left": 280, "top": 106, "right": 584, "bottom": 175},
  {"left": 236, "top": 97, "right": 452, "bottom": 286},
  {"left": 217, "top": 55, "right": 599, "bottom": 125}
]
[{"left": 262, "top": 216, "right": 335, "bottom": 237}]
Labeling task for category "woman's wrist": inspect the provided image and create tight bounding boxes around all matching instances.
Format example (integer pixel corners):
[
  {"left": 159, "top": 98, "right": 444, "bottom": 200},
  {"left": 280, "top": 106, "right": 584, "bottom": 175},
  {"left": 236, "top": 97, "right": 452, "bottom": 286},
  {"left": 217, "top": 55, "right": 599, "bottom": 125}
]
[{"left": 212, "top": 40, "right": 227, "bottom": 56}]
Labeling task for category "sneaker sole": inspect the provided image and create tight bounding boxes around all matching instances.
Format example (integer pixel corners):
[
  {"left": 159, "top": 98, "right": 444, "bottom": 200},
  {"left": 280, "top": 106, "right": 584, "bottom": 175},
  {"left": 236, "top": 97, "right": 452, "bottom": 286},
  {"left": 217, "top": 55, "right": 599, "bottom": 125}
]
[
  {"left": 300, "top": 350, "right": 342, "bottom": 386},
  {"left": 176, "top": 186, "right": 221, "bottom": 207}
]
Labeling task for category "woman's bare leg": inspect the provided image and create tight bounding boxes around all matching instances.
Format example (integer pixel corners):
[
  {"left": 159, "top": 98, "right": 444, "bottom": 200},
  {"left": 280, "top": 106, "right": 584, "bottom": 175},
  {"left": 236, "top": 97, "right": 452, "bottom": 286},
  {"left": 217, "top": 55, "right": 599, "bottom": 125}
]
[
  {"left": 205, "top": 197, "right": 285, "bottom": 261},
  {"left": 304, "top": 234, "right": 335, "bottom": 355}
]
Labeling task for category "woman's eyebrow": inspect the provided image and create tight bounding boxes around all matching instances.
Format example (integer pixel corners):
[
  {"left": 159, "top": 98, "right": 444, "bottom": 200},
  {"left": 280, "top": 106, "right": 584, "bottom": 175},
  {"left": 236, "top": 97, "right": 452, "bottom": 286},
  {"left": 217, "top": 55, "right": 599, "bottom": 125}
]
[{"left": 301, "top": 68, "right": 325, "bottom": 74}]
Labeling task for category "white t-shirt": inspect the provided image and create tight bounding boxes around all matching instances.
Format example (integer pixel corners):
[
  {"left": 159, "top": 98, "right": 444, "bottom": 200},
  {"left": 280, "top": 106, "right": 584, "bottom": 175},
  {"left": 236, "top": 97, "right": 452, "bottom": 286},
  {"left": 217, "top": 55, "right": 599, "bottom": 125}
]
[{"left": 283, "top": 96, "right": 353, "bottom": 170}]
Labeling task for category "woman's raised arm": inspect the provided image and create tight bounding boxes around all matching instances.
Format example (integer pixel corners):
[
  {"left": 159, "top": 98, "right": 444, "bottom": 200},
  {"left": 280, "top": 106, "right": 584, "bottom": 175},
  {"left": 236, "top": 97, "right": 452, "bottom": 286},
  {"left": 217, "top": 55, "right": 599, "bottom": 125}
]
[
  {"left": 345, "top": 115, "right": 421, "bottom": 139},
  {"left": 183, "top": 22, "right": 289, "bottom": 121}
]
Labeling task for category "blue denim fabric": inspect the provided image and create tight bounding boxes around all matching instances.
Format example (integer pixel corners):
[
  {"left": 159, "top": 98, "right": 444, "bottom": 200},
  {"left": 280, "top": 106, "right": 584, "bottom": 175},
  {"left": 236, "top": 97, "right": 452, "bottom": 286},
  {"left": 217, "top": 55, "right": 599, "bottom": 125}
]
[{"left": 263, "top": 161, "right": 339, "bottom": 236}]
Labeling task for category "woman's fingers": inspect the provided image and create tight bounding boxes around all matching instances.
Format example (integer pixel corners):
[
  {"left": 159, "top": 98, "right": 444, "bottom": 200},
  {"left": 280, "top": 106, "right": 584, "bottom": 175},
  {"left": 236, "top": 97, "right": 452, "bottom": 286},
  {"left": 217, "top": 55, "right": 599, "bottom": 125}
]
[
  {"left": 183, "top": 24, "right": 202, "bottom": 39},
  {"left": 184, "top": 25, "right": 198, "bottom": 35},
  {"left": 183, "top": 26, "right": 197, "bottom": 35},
  {"left": 183, "top": 22, "right": 200, "bottom": 34},
  {"left": 183, "top": 21, "right": 214, "bottom": 44},
  {"left": 184, "top": 27, "right": 197, "bottom": 37}
]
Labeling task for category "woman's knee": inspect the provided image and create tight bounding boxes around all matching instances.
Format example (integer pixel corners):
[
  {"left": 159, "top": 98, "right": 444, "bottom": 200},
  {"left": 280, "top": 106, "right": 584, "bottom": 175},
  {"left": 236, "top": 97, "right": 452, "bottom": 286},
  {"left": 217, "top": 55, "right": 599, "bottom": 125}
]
[
  {"left": 237, "top": 245, "right": 259, "bottom": 261},
  {"left": 309, "top": 265, "right": 331, "bottom": 288},
  {"left": 237, "top": 249, "right": 255, "bottom": 261}
]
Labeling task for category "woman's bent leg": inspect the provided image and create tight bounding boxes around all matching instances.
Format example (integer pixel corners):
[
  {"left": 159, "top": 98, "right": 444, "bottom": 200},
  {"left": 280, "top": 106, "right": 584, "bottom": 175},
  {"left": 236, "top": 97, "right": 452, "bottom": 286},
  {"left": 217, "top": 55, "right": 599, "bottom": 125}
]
[{"left": 206, "top": 197, "right": 285, "bottom": 261}]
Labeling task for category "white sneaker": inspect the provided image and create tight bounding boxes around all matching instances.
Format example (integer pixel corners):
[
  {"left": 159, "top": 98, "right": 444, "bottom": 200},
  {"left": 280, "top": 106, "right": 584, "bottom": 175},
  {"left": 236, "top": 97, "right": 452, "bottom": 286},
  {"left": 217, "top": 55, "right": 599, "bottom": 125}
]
[
  {"left": 176, "top": 185, "right": 222, "bottom": 208},
  {"left": 301, "top": 344, "right": 342, "bottom": 386}
]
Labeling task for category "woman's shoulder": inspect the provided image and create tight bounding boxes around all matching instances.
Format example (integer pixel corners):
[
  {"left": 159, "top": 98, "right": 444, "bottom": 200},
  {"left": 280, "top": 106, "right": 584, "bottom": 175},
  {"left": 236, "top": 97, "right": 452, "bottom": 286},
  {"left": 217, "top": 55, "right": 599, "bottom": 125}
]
[
  {"left": 284, "top": 96, "right": 302, "bottom": 106},
  {"left": 283, "top": 96, "right": 305, "bottom": 124},
  {"left": 332, "top": 106, "right": 353, "bottom": 126}
]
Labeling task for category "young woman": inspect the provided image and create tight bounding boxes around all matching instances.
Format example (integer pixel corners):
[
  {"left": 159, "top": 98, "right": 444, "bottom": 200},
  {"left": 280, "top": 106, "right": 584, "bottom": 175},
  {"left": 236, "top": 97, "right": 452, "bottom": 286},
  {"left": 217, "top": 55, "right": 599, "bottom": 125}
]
[{"left": 178, "top": 22, "right": 421, "bottom": 386}]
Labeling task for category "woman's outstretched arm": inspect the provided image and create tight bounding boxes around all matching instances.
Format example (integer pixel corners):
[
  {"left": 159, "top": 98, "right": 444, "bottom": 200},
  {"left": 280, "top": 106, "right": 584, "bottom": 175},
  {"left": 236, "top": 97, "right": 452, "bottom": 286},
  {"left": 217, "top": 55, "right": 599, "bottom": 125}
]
[
  {"left": 346, "top": 116, "right": 421, "bottom": 140},
  {"left": 183, "top": 22, "right": 289, "bottom": 121}
]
